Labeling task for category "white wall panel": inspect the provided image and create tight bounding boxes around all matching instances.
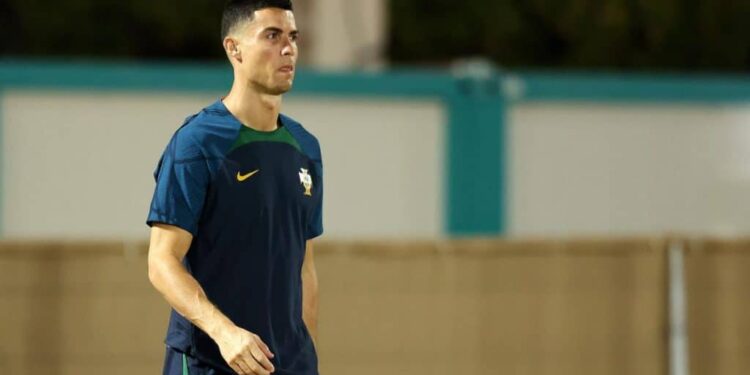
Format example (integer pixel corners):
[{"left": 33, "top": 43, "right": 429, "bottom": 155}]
[
  {"left": 2, "top": 91, "right": 444, "bottom": 240},
  {"left": 508, "top": 103, "right": 750, "bottom": 236}
]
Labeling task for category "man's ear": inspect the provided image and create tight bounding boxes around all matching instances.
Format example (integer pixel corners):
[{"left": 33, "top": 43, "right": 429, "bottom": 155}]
[{"left": 224, "top": 37, "right": 242, "bottom": 62}]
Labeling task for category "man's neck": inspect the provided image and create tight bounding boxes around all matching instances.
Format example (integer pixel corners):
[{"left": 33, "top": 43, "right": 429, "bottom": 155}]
[{"left": 222, "top": 81, "right": 282, "bottom": 132}]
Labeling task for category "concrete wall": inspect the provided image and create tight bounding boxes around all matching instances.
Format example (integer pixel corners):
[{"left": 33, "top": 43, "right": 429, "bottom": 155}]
[
  {"left": 0, "top": 239, "right": 670, "bottom": 375},
  {"left": 508, "top": 103, "right": 750, "bottom": 236},
  {"left": 685, "top": 238, "right": 750, "bottom": 375},
  {"left": 1, "top": 91, "right": 444, "bottom": 240}
]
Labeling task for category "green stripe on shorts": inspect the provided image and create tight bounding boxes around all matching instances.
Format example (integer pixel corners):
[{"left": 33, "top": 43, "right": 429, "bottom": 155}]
[{"left": 182, "top": 353, "right": 189, "bottom": 375}]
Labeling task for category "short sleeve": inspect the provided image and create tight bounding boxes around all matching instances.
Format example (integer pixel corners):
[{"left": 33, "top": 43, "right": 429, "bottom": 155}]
[
  {"left": 146, "top": 131, "right": 209, "bottom": 236},
  {"left": 306, "top": 158, "right": 323, "bottom": 240}
]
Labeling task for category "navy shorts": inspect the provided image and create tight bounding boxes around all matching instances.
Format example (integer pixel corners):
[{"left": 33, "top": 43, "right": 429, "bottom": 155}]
[{"left": 162, "top": 346, "right": 233, "bottom": 375}]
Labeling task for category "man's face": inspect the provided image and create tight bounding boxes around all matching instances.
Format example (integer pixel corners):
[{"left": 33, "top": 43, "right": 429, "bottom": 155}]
[{"left": 230, "top": 8, "right": 298, "bottom": 95}]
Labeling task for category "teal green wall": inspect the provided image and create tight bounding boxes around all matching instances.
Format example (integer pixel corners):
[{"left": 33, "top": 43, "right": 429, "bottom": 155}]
[
  {"left": 511, "top": 71, "right": 750, "bottom": 103},
  {"left": 0, "top": 87, "right": 4, "bottom": 234},
  {"left": 445, "top": 77, "right": 504, "bottom": 235},
  {"left": 1, "top": 59, "right": 749, "bottom": 237}
]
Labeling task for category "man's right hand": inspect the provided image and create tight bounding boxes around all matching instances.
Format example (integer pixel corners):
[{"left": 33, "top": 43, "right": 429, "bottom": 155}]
[{"left": 215, "top": 325, "right": 276, "bottom": 375}]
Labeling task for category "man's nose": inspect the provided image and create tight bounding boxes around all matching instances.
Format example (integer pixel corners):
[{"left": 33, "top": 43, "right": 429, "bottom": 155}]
[
  {"left": 281, "top": 38, "right": 295, "bottom": 56},
  {"left": 281, "top": 46, "right": 295, "bottom": 56}
]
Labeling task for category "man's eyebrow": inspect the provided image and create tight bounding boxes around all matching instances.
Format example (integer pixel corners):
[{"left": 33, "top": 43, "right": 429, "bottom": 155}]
[{"left": 261, "top": 27, "right": 299, "bottom": 35}]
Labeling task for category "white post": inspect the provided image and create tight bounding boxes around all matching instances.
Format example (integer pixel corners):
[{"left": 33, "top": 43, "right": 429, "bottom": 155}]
[
  {"left": 669, "top": 241, "right": 690, "bottom": 375},
  {"left": 309, "top": 0, "right": 386, "bottom": 69}
]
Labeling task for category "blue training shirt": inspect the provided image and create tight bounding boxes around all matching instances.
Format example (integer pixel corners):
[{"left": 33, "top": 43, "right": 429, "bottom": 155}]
[{"left": 147, "top": 99, "right": 323, "bottom": 375}]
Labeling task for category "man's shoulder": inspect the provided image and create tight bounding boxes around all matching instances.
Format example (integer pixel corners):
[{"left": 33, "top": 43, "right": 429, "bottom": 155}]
[
  {"left": 177, "top": 102, "right": 234, "bottom": 137},
  {"left": 281, "top": 114, "right": 322, "bottom": 162},
  {"left": 168, "top": 101, "right": 238, "bottom": 159}
]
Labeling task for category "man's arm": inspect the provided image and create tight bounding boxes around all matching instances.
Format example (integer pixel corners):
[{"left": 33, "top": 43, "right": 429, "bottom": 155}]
[
  {"left": 301, "top": 240, "right": 319, "bottom": 345},
  {"left": 148, "top": 223, "right": 276, "bottom": 375}
]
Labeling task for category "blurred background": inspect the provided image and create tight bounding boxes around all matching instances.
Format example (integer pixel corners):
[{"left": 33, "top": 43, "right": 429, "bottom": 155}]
[{"left": 1, "top": 0, "right": 750, "bottom": 374}]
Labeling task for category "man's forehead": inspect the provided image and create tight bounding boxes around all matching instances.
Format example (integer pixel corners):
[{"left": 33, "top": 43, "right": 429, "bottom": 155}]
[{"left": 248, "top": 8, "right": 296, "bottom": 29}]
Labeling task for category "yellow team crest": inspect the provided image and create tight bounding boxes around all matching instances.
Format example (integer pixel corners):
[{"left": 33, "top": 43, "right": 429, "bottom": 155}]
[{"left": 298, "top": 168, "right": 313, "bottom": 196}]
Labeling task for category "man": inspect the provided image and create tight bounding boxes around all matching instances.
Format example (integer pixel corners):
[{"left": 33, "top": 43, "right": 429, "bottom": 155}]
[{"left": 146, "top": 1, "right": 322, "bottom": 374}]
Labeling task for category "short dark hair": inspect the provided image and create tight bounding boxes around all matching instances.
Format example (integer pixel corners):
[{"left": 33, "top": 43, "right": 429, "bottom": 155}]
[{"left": 221, "top": 0, "right": 294, "bottom": 39}]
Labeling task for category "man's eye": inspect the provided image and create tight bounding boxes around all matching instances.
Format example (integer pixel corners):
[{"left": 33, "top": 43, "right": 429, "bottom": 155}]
[{"left": 267, "top": 32, "right": 278, "bottom": 39}]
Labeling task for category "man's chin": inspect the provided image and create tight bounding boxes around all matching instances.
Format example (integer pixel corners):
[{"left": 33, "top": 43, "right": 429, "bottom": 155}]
[{"left": 267, "top": 82, "right": 293, "bottom": 96}]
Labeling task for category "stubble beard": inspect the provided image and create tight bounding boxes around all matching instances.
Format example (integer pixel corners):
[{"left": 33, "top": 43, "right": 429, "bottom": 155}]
[{"left": 252, "top": 77, "right": 293, "bottom": 96}]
